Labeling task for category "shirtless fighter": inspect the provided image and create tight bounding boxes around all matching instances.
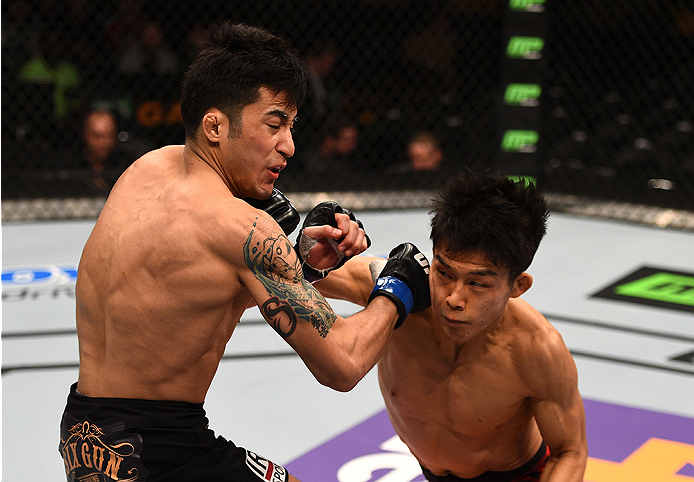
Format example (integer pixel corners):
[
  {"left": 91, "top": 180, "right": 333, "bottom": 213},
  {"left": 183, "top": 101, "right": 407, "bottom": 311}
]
[
  {"left": 317, "top": 170, "right": 588, "bottom": 481},
  {"left": 58, "top": 23, "right": 430, "bottom": 482}
]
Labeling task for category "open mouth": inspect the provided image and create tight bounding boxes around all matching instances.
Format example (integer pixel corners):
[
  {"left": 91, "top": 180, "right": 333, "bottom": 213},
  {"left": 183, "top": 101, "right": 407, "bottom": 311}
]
[{"left": 267, "top": 166, "right": 283, "bottom": 179}]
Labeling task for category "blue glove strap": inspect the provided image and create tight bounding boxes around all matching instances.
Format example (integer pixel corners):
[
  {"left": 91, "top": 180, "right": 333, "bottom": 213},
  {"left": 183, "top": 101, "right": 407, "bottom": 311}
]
[{"left": 371, "top": 277, "right": 414, "bottom": 316}]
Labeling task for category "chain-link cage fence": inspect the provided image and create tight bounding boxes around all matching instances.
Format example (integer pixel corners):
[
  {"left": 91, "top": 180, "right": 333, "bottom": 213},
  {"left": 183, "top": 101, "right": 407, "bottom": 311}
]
[{"left": 2, "top": 0, "right": 693, "bottom": 227}]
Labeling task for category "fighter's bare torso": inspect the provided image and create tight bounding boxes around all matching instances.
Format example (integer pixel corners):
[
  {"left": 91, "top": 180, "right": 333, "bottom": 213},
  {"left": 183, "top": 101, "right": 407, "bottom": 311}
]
[
  {"left": 75, "top": 145, "right": 261, "bottom": 403},
  {"left": 377, "top": 299, "right": 553, "bottom": 478}
]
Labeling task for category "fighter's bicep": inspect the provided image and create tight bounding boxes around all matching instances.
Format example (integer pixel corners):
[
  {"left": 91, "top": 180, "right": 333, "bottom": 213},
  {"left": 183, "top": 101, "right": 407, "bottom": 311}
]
[
  {"left": 529, "top": 335, "right": 585, "bottom": 454},
  {"left": 532, "top": 388, "right": 586, "bottom": 467},
  {"left": 238, "top": 220, "right": 337, "bottom": 338}
]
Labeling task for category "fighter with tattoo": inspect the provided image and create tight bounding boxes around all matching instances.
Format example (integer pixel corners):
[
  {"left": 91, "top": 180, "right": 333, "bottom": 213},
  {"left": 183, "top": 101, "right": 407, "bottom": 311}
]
[
  {"left": 243, "top": 219, "right": 336, "bottom": 337},
  {"left": 59, "top": 23, "right": 430, "bottom": 482}
]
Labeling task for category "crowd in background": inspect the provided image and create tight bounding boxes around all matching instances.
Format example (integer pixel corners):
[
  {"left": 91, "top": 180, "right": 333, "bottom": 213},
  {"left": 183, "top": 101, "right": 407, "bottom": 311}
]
[
  {"left": 3, "top": 0, "right": 693, "bottom": 211},
  {"left": 2, "top": 0, "right": 472, "bottom": 198}
]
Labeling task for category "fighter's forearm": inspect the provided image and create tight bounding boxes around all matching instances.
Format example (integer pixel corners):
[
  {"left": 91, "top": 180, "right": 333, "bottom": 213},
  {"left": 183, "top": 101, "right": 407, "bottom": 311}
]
[
  {"left": 541, "top": 452, "right": 587, "bottom": 482},
  {"left": 298, "top": 296, "right": 398, "bottom": 392},
  {"left": 314, "top": 256, "right": 376, "bottom": 305}
]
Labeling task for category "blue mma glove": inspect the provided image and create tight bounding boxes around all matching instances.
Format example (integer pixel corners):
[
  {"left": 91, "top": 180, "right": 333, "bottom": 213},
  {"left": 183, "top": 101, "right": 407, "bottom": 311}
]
[
  {"left": 245, "top": 188, "right": 300, "bottom": 236},
  {"left": 368, "top": 243, "right": 430, "bottom": 329}
]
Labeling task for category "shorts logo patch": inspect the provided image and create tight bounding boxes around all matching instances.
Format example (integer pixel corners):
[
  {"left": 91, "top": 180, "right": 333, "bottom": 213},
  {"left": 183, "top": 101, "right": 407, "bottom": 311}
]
[
  {"left": 245, "top": 450, "right": 288, "bottom": 482},
  {"left": 59, "top": 419, "right": 149, "bottom": 481}
]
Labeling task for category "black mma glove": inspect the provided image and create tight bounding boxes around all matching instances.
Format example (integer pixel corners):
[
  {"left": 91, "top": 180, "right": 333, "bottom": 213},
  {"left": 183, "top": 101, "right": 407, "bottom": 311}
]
[
  {"left": 368, "top": 243, "right": 430, "bottom": 329},
  {"left": 245, "top": 188, "right": 300, "bottom": 236},
  {"left": 295, "top": 201, "right": 371, "bottom": 283}
]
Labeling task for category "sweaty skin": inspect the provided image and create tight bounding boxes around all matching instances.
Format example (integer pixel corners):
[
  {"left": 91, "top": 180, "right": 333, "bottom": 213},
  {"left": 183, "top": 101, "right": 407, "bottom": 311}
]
[
  {"left": 316, "top": 250, "right": 587, "bottom": 482},
  {"left": 75, "top": 89, "right": 399, "bottom": 409}
]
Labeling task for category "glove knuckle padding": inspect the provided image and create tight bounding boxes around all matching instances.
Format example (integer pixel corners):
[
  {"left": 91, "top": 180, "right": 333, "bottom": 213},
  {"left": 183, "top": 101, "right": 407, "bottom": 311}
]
[
  {"left": 382, "top": 243, "right": 431, "bottom": 312},
  {"left": 245, "top": 189, "right": 300, "bottom": 236},
  {"left": 303, "top": 201, "right": 346, "bottom": 229},
  {"left": 295, "top": 202, "right": 370, "bottom": 282},
  {"left": 369, "top": 242, "right": 431, "bottom": 328}
]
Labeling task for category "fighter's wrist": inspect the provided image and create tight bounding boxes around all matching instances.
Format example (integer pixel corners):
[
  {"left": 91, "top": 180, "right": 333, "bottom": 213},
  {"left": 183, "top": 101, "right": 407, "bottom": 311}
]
[
  {"left": 368, "top": 276, "right": 414, "bottom": 328},
  {"left": 366, "top": 292, "right": 403, "bottom": 328}
]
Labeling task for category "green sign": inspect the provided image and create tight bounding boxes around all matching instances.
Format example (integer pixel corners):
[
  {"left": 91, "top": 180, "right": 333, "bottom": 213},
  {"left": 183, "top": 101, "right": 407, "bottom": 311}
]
[
  {"left": 509, "top": 0, "right": 546, "bottom": 11},
  {"left": 615, "top": 273, "right": 694, "bottom": 306},
  {"left": 507, "top": 36, "right": 544, "bottom": 59},
  {"left": 592, "top": 267, "right": 694, "bottom": 313},
  {"left": 501, "top": 130, "right": 539, "bottom": 152},
  {"left": 504, "top": 83, "right": 542, "bottom": 106}
]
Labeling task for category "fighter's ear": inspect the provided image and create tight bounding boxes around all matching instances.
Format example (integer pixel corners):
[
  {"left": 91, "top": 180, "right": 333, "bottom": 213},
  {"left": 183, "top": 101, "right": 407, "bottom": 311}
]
[
  {"left": 510, "top": 272, "right": 532, "bottom": 298},
  {"left": 202, "top": 110, "right": 223, "bottom": 143}
]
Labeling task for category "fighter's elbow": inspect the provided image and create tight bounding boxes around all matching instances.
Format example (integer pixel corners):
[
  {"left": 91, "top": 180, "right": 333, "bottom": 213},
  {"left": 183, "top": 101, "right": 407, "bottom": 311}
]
[
  {"left": 319, "top": 377, "right": 357, "bottom": 393},
  {"left": 313, "top": 362, "right": 364, "bottom": 392}
]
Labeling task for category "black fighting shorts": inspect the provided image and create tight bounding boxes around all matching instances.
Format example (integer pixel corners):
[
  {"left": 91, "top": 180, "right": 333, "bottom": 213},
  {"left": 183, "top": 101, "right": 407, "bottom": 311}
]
[
  {"left": 420, "top": 441, "right": 550, "bottom": 482},
  {"left": 59, "top": 383, "right": 289, "bottom": 482}
]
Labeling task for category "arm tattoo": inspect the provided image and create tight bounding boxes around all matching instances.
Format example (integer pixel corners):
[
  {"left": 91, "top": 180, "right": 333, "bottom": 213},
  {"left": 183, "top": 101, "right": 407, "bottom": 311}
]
[{"left": 243, "top": 220, "right": 336, "bottom": 338}]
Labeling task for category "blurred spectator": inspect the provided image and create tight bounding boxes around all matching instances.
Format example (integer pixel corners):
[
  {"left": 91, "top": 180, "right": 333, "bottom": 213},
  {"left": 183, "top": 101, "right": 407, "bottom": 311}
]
[
  {"left": 294, "top": 41, "right": 341, "bottom": 153},
  {"left": 307, "top": 118, "right": 360, "bottom": 173},
  {"left": 117, "top": 21, "right": 181, "bottom": 76},
  {"left": 82, "top": 110, "right": 120, "bottom": 182},
  {"left": 388, "top": 131, "right": 449, "bottom": 189},
  {"left": 333, "top": 122, "right": 360, "bottom": 161},
  {"left": 61, "top": 109, "right": 153, "bottom": 197},
  {"left": 282, "top": 116, "right": 362, "bottom": 190},
  {"left": 77, "top": 109, "right": 126, "bottom": 195},
  {"left": 403, "top": 131, "right": 444, "bottom": 171}
]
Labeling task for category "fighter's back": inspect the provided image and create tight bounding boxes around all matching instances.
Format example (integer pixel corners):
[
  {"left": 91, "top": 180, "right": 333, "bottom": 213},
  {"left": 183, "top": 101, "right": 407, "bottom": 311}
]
[{"left": 75, "top": 146, "right": 253, "bottom": 403}]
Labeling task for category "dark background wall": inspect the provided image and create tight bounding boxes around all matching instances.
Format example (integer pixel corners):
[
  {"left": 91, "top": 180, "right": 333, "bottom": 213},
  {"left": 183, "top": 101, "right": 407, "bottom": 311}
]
[{"left": 2, "top": 0, "right": 693, "bottom": 214}]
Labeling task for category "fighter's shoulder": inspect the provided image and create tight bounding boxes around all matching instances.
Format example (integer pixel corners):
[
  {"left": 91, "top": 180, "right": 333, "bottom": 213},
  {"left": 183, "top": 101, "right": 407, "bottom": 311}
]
[
  {"left": 216, "top": 196, "right": 282, "bottom": 234},
  {"left": 508, "top": 299, "right": 576, "bottom": 388},
  {"left": 203, "top": 196, "right": 288, "bottom": 259},
  {"left": 112, "top": 146, "right": 183, "bottom": 192},
  {"left": 128, "top": 145, "right": 182, "bottom": 170},
  {"left": 509, "top": 299, "right": 570, "bottom": 360}
]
